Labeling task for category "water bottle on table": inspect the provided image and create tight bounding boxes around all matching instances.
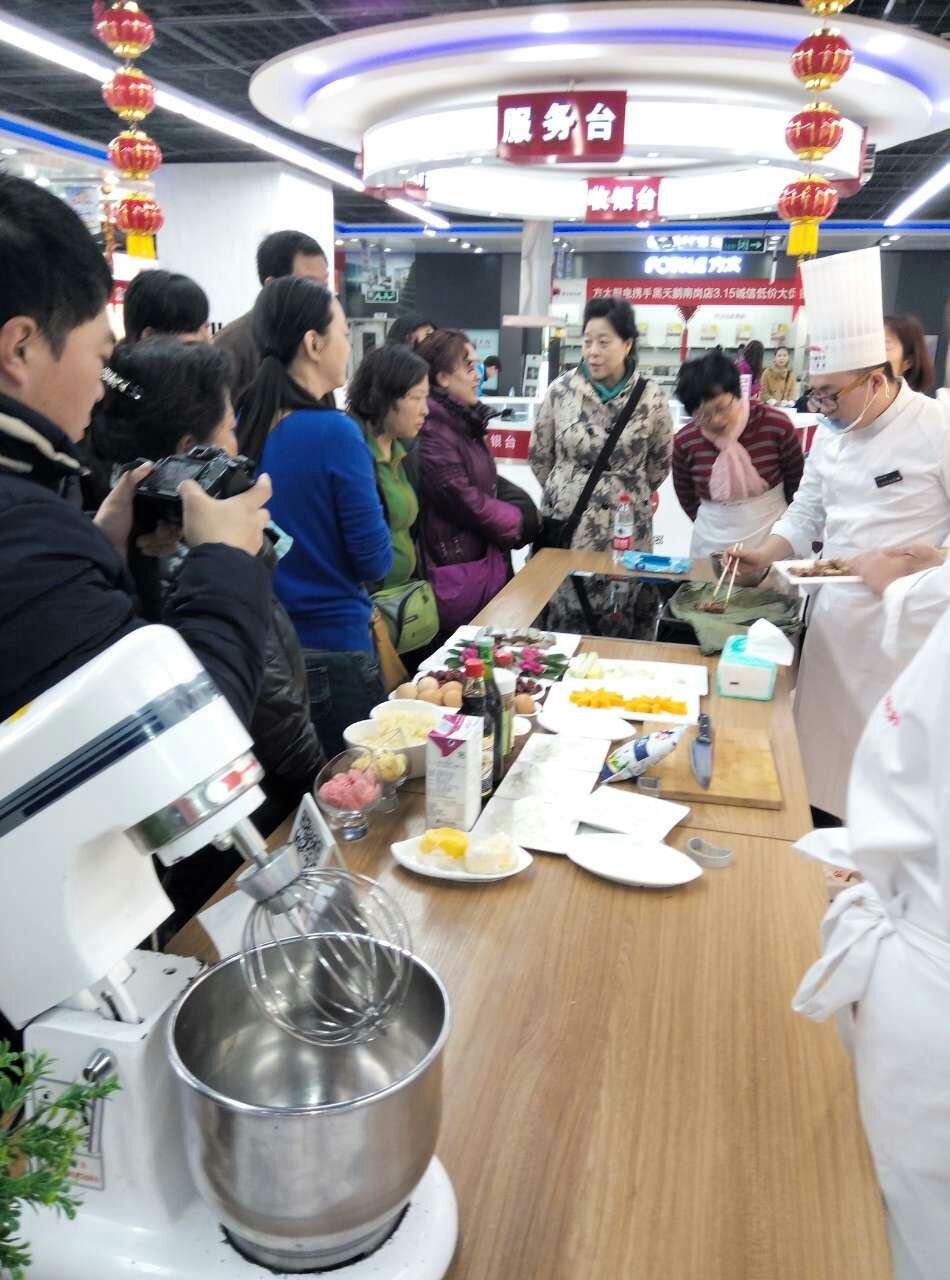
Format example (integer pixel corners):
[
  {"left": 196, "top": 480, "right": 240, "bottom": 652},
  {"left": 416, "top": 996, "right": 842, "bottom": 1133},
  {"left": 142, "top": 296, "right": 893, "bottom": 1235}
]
[{"left": 612, "top": 491, "right": 634, "bottom": 564}]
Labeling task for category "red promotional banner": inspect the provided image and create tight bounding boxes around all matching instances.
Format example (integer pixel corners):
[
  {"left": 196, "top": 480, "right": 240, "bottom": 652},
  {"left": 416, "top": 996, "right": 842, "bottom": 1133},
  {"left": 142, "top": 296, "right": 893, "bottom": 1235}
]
[
  {"left": 586, "top": 278, "right": 802, "bottom": 307},
  {"left": 497, "top": 90, "right": 627, "bottom": 164},
  {"left": 586, "top": 177, "right": 661, "bottom": 222},
  {"left": 485, "top": 426, "right": 532, "bottom": 462}
]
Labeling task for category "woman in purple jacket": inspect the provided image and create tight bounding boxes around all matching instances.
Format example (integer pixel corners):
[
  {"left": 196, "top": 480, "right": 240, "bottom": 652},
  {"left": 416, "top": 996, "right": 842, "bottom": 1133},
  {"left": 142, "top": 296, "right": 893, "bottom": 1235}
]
[{"left": 415, "top": 329, "right": 523, "bottom": 630}]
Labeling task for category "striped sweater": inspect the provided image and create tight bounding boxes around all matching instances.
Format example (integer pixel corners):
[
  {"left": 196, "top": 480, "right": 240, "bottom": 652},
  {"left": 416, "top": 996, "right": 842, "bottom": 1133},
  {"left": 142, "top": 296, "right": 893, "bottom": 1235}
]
[{"left": 672, "top": 402, "right": 805, "bottom": 520}]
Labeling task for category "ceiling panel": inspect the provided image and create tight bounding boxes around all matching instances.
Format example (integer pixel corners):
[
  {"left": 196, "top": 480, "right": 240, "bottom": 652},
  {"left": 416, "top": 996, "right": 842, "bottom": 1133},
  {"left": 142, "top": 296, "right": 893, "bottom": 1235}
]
[{"left": 0, "top": 0, "right": 947, "bottom": 222}]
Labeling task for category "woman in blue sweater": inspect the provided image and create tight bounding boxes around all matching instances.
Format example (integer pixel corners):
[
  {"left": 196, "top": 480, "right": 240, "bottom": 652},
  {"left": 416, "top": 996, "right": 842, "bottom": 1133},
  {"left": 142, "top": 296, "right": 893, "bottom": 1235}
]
[{"left": 237, "top": 277, "right": 392, "bottom": 755}]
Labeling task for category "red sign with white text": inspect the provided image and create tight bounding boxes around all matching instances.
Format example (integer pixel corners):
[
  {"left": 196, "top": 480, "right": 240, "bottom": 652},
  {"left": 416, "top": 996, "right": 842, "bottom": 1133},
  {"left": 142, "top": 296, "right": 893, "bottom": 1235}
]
[
  {"left": 586, "top": 177, "right": 661, "bottom": 222},
  {"left": 586, "top": 278, "right": 802, "bottom": 307},
  {"left": 485, "top": 426, "right": 531, "bottom": 462},
  {"left": 497, "top": 91, "right": 627, "bottom": 164}
]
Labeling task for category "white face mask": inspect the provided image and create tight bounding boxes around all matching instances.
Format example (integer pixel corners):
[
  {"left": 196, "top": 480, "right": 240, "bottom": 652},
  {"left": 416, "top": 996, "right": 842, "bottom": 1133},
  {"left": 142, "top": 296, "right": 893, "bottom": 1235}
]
[{"left": 815, "top": 380, "right": 879, "bottom": 436}]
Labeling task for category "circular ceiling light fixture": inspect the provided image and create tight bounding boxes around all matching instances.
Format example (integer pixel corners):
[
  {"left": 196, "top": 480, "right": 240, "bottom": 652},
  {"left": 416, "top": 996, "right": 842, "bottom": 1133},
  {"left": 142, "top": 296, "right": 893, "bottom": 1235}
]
[
  {"left": 507, "top": 43, "right": 599, "bottom": 62},
  {"left": 531, "top": 13, "right": 571, "bottom": 34},
  {"left": 866, "top": 33, "right": 905, "bottom": 55},
  {"left": 293, "top": 53, "right": 325, "bottom": 75}
]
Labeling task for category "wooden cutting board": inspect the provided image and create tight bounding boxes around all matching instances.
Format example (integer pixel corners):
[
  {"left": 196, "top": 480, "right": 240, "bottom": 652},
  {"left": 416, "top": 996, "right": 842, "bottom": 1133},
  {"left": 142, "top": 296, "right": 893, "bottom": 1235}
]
[{"left": 639, "top": 723, "right": 783, "bottom": 810}]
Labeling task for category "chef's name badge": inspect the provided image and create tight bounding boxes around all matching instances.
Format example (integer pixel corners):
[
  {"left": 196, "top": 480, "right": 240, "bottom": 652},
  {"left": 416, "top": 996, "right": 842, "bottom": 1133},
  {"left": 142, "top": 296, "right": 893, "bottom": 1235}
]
[
  {"left": 874, "top": 470, "right": 903, "bottom": 489},
  {"left": 808, "top": 345, "right": 827, "bottom": 374}
]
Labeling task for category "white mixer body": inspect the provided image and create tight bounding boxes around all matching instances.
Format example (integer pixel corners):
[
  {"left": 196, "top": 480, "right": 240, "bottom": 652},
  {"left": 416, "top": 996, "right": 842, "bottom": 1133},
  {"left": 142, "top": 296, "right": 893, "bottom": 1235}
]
[{"left": 0, "top": 625, "right": 263, "bottom": 1029}]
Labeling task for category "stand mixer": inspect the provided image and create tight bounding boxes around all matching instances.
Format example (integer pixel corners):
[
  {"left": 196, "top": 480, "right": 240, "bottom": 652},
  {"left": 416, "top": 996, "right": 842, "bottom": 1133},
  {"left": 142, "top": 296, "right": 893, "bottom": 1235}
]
[{"left": 0, "top": 626, "right": 457, "bottom": 1278}]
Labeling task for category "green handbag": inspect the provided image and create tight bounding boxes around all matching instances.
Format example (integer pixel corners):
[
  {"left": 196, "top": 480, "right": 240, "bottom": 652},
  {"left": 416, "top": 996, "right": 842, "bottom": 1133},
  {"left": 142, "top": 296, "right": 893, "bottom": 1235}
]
[{"left": 371, "top": 578, "right": 440, "bottom": 654}]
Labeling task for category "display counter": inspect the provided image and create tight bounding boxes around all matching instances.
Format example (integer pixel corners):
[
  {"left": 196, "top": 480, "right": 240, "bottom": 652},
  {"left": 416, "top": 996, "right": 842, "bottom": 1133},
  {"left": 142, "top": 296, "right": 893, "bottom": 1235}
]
[{"left": 170, "top": 551, "right": 889, "bottom": 1280}]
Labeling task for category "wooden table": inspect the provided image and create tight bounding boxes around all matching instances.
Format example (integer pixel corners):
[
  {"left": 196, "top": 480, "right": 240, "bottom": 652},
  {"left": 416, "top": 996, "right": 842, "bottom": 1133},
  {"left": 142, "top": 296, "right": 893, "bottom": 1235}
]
[
  {"left": 169, "top": 553, "right": 889, "bottom": 1280},
  {"left": 171, "top": 806, "right": 889, "bottom": 1280},
  {"left": 477, "top": 549, "right": 811, "bottom": 844}
]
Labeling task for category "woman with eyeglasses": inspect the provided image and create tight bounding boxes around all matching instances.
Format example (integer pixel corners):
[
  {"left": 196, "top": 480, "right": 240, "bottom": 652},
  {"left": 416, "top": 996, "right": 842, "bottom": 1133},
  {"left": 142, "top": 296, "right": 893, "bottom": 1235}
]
[{"left": 673, "top": 351, "right": 804, "bottom": 557}]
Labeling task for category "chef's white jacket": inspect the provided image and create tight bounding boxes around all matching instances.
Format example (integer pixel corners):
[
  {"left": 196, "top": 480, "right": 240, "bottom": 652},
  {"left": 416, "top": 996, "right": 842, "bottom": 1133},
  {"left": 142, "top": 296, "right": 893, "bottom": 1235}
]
[
  {"left": 770, "top": 381, "right": 950, "bottom": 816},
  {"left": 793, "top": 586, "right": 950, "bottom": 1280},
  {"left": 881, "top": 554, "right": 950, "bottom": 666}
]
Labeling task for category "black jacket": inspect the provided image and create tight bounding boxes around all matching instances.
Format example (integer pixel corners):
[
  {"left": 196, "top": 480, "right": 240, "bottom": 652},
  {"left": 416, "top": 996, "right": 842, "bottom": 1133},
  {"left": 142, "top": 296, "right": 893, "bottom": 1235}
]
[
  {"left": 0, "top": 393, "right": 271, "bottom": 727},
  {"left": 138, "top": 539, "right": 324, "bottom": 793}
]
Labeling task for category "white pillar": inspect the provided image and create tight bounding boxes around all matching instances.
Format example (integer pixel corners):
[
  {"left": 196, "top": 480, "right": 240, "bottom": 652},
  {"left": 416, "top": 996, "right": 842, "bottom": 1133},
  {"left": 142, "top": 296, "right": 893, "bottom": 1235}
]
[
  {"left": 155, "top": 162, "right": 334, "bottom": 327},
  {"left": 518, "top": 219, "right": 553, "bottom": 316}
]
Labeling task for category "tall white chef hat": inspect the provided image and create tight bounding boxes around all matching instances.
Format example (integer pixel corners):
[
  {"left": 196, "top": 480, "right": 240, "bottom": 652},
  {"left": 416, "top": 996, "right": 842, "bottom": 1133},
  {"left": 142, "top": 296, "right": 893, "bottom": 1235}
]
[{"left": 801, "top": 247, "right": 887, "bottom": 377}]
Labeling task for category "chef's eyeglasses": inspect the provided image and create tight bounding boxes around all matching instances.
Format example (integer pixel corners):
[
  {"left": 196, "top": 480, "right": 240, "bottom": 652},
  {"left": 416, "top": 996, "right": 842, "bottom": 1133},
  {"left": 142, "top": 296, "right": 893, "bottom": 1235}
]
[{"left": 810, "top": 368, "right": 875, "bottom": 413}]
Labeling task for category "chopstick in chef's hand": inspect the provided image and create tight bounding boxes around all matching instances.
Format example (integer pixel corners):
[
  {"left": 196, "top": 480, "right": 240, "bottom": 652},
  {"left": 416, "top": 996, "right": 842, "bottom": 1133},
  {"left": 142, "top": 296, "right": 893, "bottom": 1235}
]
[
  {"left": 722, "top": 541, "right": 743, "bottom": 609},
  {"left": 710, "top": 551, "right": 732, "bottom": 603}
]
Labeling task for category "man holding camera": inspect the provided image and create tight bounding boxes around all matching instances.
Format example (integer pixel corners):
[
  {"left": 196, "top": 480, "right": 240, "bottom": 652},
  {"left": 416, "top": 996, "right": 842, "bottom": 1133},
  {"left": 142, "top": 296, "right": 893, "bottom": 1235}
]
[{"left": 0, "top": 173, "right": 272, "bottom": 725}]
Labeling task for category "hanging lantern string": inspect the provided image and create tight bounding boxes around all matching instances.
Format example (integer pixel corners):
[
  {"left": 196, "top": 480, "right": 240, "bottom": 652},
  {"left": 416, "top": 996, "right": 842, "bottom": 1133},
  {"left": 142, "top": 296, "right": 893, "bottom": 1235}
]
[
  {"left": 780, "top": 0, "right": 855, "bottom": 258},
  {"left": 94, "top": 2, "right": 163, "bottom": 258}
]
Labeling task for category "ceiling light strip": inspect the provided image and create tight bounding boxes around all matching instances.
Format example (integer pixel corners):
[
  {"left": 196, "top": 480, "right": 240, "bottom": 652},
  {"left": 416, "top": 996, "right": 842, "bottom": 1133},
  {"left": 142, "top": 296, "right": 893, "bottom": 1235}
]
[
  {"left": 385, "top": 197, "right": 451, "bottom": 229},
  {"left": 0, "top": 12, "right": 363, "bottom": 193},
  {"left": 883, "top": 159, "right": 950, "bottom": 226}
]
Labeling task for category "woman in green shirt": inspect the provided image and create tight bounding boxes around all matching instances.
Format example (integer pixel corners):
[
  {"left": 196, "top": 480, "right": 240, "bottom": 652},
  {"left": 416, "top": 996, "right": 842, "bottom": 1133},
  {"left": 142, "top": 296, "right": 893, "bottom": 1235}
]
[{"left": 347, "top": 344, "right": 429, "bottom": 586}]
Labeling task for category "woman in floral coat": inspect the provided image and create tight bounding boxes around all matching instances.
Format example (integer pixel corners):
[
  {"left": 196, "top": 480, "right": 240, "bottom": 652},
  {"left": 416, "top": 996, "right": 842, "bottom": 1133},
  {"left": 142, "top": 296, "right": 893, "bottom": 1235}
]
[{"left": 529, "top": 296, "right": 673, "bottom": 636}]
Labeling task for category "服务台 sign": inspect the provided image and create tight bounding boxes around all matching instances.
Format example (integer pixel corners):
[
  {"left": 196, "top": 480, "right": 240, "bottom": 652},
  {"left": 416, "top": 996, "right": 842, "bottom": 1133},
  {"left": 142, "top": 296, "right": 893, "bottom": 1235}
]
[
  {"left": 497, "top": 91, "right": 627, "bottom": 163},
  {"left": 586, "top": 278, "right": 801, "bottom": 307}
]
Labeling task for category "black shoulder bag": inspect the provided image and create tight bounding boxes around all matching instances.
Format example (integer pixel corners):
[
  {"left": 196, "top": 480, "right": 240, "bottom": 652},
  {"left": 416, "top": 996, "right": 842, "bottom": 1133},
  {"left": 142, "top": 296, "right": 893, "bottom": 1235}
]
[{"left": 533, "top": 376, "right": 647, "bottom": 552}]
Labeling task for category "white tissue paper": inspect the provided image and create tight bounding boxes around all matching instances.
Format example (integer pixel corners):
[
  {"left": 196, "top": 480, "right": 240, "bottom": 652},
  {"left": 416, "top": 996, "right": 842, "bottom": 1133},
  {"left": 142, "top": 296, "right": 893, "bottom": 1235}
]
[{"left": 744, "top": 619, "right": 794, "bottom": 667}]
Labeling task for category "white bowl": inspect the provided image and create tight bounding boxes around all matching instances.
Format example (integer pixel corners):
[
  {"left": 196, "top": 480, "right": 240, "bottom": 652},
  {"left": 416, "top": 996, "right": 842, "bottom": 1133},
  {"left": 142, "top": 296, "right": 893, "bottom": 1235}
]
[{"left": 344, "top": 701, "right": 445, "bottom": 779}]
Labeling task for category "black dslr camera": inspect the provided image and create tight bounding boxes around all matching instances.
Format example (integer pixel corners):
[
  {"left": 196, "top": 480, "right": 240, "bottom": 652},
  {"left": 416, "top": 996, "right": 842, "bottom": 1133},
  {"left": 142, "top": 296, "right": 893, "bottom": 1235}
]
[{"left": 133, "top": 445, "right": 255, "bottom": 532}]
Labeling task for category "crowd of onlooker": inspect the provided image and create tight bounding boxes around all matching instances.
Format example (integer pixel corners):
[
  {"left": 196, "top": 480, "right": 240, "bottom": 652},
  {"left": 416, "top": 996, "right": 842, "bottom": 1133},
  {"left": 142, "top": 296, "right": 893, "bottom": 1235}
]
[{"left": 0, "top": 171, "right": 939, "bottom": 891}]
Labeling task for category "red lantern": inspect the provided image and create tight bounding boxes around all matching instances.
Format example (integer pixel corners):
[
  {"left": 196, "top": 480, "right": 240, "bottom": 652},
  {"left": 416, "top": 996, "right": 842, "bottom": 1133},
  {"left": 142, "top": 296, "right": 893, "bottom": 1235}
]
[
  {"left": 791, "top": 30, "right": 853, "bottom": 91},
  {"left": 778, "top": 175, "right": 839, "bottom": 256},
  {"left": 102, "top": 66, "right": 155, "bottom": 122},
  {"left": 95, "top": 1, "right": 154, "bottom": 60},
  {"left": 785, "top": 103, "right": 843, "bottom": 161},
  {"left": 114, "top": 191, "right": 163, "bottom": 259},
  {"left": 800, "top": 0, "right": 853, "bottom": 14},
  {"left": 108, "top": 129, "right": 162, "bottom": 180}
]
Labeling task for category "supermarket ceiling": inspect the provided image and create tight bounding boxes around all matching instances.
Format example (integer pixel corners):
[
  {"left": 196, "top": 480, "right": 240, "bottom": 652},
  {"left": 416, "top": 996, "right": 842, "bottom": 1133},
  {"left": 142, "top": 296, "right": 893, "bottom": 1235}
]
[{"left": 0, "top": 0, "right": 947, "bottom": 223}]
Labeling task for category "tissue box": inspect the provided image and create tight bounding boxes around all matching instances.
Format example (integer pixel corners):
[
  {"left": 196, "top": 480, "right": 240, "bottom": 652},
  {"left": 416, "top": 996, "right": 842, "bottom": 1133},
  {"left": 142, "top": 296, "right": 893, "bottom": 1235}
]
[{"left": 717, "top": 634, "right": 778, "bottom": 701}]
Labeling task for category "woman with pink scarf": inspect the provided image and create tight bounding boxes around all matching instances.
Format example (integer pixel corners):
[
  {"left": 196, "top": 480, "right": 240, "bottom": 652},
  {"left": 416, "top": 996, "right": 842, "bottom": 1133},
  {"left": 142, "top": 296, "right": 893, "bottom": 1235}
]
[{"left": 672, "top": 351, "right": 804, "bottom": 558}]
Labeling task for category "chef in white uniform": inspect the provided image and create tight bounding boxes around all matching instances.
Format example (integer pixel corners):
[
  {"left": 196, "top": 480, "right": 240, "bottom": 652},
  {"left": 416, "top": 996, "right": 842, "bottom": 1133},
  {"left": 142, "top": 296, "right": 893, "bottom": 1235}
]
[
  {"left": 852, "top": 543, "right": 950, "bottom": 666},
  {"left": 732, "top": 248, "right": 950, "bottom": 818},
  {"left": 792, "top": 589, "right": 950, "bottom": 1280}
]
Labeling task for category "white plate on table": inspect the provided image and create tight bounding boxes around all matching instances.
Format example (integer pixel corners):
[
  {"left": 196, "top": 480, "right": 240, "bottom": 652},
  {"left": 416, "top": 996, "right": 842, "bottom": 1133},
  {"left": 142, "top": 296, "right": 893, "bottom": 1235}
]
[
  {"left": 537, "top": 708, "right": 635, "bottom": 740},
  {"left": 572, "top": 788, "right": 691, "bottom": 840},
  {"left": 543, "top": 679, "right": 700, "bottom": 727},
  {"left": 566, "top": 658, "right": 709, "bottom": 696},
  {"left": 568, "top": 834, "right": 702, "bottom": 888},
  {"left": 391, "top": 836, "right": 532, "bottom": 883},
  {"left": 773, "top": 559, "right": 862, "bottom": 591}
]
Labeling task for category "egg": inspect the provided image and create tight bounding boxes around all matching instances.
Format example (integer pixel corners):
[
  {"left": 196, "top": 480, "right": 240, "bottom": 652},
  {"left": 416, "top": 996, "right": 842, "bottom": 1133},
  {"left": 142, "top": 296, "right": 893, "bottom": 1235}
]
[
  {"left": 416, "top": 676, "right": 439, "bottom": 695},
  {"left": 442, "top": 683, "right": 463, "bottom": 708},
  {"left": 394, "top": 682, "right": 418, "bottom": 700},
  {"left": 418, "top": 688, "right": 443, "bottom": 705},
  {"left": 515, "top": 693, "right": 536, "bottom": 714}
]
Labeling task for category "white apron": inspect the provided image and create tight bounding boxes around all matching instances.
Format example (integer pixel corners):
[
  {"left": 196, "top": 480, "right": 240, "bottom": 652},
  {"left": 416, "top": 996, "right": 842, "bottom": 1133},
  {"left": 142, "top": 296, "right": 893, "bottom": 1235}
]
[
  {"left": 772, "top": 388, "right": 950, "bottom": 817},
  {"left": 792, "top": 605, "right": 950, "bottom": 1280},
  {"left": 689, "top": 482, "right": 787, "bottom": 558}
]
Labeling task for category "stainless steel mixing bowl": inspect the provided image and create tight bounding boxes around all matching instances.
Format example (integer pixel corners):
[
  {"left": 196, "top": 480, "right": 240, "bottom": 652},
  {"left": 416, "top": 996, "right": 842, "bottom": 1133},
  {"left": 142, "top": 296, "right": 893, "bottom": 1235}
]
[{"left": 167, "top": 937, "right": 449, "bottom": 1272}]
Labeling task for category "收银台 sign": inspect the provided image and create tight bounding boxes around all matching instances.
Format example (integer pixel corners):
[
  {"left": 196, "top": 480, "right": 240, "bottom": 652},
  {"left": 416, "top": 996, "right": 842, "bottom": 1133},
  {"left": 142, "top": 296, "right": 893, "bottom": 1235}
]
[
  {"left": 586, "top": 176, "right": 661, "bottom": 222},
  {"left": 497, "top": 91, "right": 627, "bottom": 163}
]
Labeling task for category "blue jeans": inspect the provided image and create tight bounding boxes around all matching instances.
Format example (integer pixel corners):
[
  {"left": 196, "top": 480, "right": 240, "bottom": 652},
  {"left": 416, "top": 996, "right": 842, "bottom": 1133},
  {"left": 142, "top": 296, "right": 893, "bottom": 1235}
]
[{"left": 303, "top": 648, "right": 384, "bottom": 759}]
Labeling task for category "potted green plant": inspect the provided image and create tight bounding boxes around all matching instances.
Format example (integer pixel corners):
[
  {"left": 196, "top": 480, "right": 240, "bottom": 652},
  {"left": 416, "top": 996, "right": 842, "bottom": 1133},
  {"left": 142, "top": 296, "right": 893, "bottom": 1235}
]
[{"left": 1, "top": 1041, "right": 117, "bottom": 1279}]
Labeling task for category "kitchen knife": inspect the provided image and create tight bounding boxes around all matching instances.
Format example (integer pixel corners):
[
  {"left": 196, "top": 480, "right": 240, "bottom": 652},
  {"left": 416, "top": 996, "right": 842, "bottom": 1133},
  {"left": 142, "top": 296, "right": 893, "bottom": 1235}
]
[{"left": 690, "top": 714, "right": 713, "bottom": 790}]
